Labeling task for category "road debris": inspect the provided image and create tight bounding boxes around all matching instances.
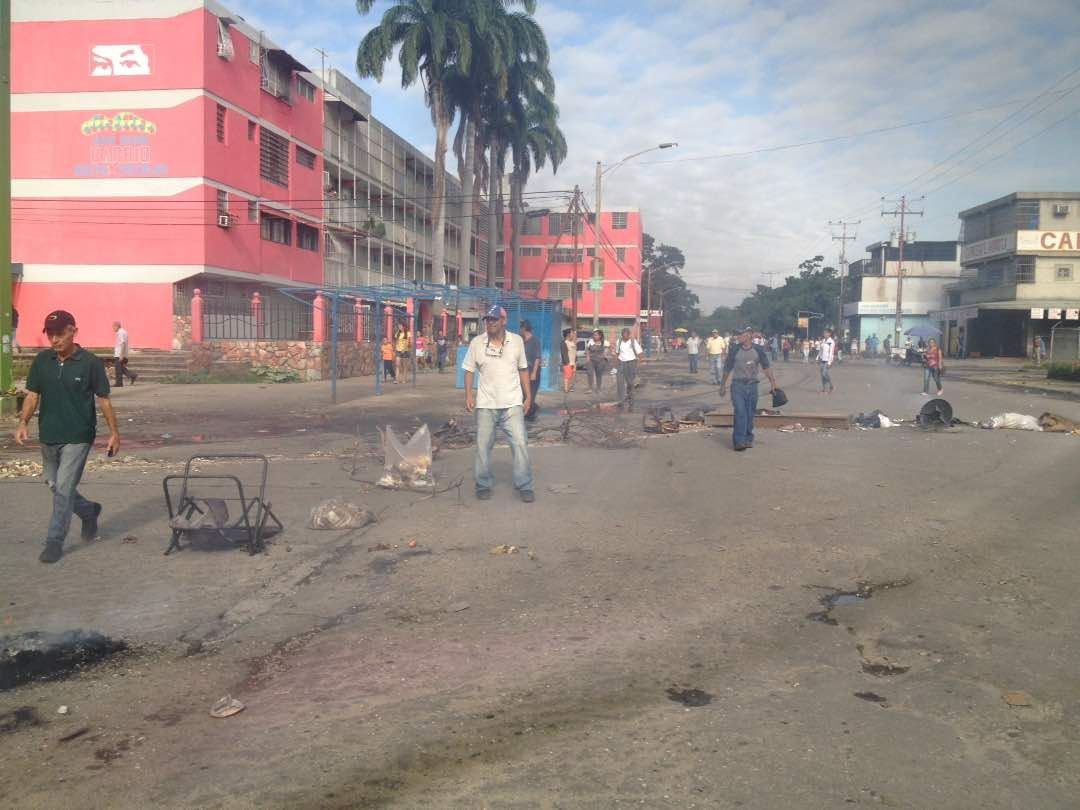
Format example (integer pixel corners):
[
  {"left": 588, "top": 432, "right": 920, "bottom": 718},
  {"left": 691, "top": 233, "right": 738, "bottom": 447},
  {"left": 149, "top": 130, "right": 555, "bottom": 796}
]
[
  {"left": 309, "top": 498, "right": 377, "bottom": 529},
  {"left": 209, "top": 695, "right": 245, "bottom": 719},
  {"left": 1002, "top": 690, "right": 1033, "bottom": 707},
  {"left": 547, "top": 483, "right": 579, "bottom": 495},
  {"left": 979, "top": 413, "right": 1042, "bottom": 431},
  {"left": 378, "top": 424, "right": 434, "bottom": 490},
  {"left": 854, "top": 410, "right": 895, "bottom": 428},
  {"left": 407, "top": 538, "right": 418, "bottom": 548},
  {"left": 58, "top": 726, "right": 90, "bottom": 743},
  {"left": 367, "top": 543, "right": 391, "bottom": 552},
  {"left": 490, "top": 544, "right": 519, "bottom": 555},
  {"left": 447, "top": 602, "right": 470, "bottom": 613},
  {"left": 121, "top": 536, "right": 138, "bottom": 544},
  {"left": 665, "top": 687, "right": 713, "bottom": 707},
  {"left": 57, "top": 705, "right": 69, "bottom": 715},
  {"left": 1037, "top": 413, "right": 1080, "bottom": 433},
  {"left": 643, "top": 406, "right": 679, "bottom": 434},
  {"left": 0, "top": 459, "right": 42, "bottom": 478},
  {"left": 854, "top": 691, "right": 888, "bottom": 705}
]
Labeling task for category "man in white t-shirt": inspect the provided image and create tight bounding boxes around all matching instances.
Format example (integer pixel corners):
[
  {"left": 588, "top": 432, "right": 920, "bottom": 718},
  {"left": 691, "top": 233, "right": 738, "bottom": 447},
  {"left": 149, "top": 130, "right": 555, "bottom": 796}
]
[
  {"left": 705, "top": 330, "right": 727, "bottom": 385},
  {"left": 111, "top": 321, "right": 137, "bottom": 387},
  {"left": 818, "top": 328, "right": 836, "bottom": 394},
  {"left": 614, "top": 327, "right": 643, "bottom": 410},
  {"left": 461, "top": 305, "right": 534, "bottom": 502},
  {"left": 685, "top": 331, "right": 701, "bottom": 374}
]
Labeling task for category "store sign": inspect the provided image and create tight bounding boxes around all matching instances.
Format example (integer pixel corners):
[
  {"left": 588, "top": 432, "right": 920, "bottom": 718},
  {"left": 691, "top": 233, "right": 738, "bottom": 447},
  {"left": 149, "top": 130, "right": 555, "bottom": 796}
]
[
  {"left": 1048, "top": 308, "right": 1063, "bottom": 319},
  {"left": 1030, "top": 308, "right": 1044, "bottom": 319},
  {"left": 90, "top": 45, "right": 152, "bottom": 76},
  {"left": 961, "top": 234, "right": 1014, "bottom": 262},
  {"left": 74, "top": 112, "right": 168, "bottom": 178},
  {"left": 1017, "top": 230, "right": 1080, "bottom": 252},
  {"left": 855, "top": 302, "right": 916, "bottom": 315},
  {"left": 1067, "top": 309, "right": 1080, "bottom": 320}
]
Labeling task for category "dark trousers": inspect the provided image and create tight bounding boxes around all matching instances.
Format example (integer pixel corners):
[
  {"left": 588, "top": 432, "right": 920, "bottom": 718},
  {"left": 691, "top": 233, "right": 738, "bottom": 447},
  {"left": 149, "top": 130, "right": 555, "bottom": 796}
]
[
  {"left": 383, "top": 359, "right": 396, "bottom": 380},
  {"left": 525, "top": 375, "right": 540, "bottom": 420},
  {"left": 689, "top": 353, "right": 699, "bottom": 373},
  {"left": 113, "top": 357, "right": 135, "bottom": 386},
  {"left": 588, "top": 358, "right": 606, "bottom": 391},
  {"left": 731, "top": 380, "right": 759, "bottom": 448},
  {"left": 617, "top": 360, "right": 637, "bottom": 406}
]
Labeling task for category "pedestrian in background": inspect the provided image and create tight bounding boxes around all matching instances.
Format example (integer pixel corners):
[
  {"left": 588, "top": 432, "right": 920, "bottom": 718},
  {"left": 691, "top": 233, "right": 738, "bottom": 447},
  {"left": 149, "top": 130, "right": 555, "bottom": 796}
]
[
  {"left": 686, "top": 330, "right": 701, "bottom": 374},
  {"left": 381, "top": 336, "right": 397, "bottom": 382},
  {"left": 111, "top": 321, "right": 137, "bottom": 386},
  {"left": 15, "top": 310, "right": 121, "bottom": 563},
  {"left": 706, "top": 329, "right": 727, "bottom": 385},
  {"left": 801, "top": 339, "right": 810, "bottom": 363},
  {"left": 461, "top": 305, "right": 533, "bottom": 503},
  {"left": 923, "top": 338, "right": 944, "bottom": 396},
  {"left": 719, "top": 325, "right": 777, "bottom": 452},
  {"left": 585, "top": 329, "right": 607, "bottom": 393},
  {"left": 782, "top": 336, "right": 791, "bottom": 362},
  {"left": 11, "top": 306, "right": 19, "bottom": 351},
  {"left": 520, "top": 320, "right": 541, "bottom": 422},
  {"left": 394, "top": 324, "right": 409, "bottom": 381},
  {"left": 615, "top": 327, "right": 643, "bottom": 410},
  {"left": 436, "top": 332, "right": 449, "bottom": 373},
  {"left": 560, "top": 328, "right": 576, "bottom": 393},
  {"left": 818, "top": 328, "right": 836, "bottom": 394},
  {"left": 769, "top": 334, "right": 779, "bottom": 362},
  {"left": 1034, "top": 334, "right": 1047, "bottom": 365}
]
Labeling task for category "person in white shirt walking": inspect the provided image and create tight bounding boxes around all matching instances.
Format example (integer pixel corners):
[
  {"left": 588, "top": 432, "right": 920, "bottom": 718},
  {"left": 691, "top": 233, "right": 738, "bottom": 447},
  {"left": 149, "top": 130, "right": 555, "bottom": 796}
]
[
  {"left": 685, "top": 331, "right": 701, "bottom": 374},
  {"left": 818, "top": 328, "right": 836, "bottom": 394},
  {"left": 614, "top": 328, "right": 644, "bottom": 410},
  {"left": 461, "top": 305, "right": 534, "bottom": 502},
  {"left": 705, "top": 329, "right": 727, "bottom": 385},
  {"left": 111, "top": 321, "right": 137, "bottom": 387}
]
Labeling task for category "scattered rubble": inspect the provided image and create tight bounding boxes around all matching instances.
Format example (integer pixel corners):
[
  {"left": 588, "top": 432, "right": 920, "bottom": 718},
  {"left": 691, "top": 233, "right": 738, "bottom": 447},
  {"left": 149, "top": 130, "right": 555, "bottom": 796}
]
[
  {"left": 309, "top": 498, "right": 377, "bottom": 530},
  {"left": 378, "top": 424, "right": 434, "bottom": 490},
  {"left": 209, "top": 695, "right": 245, "bottom": 719},
  {"left": 979, "top": 413, "right": 1042, "bottom": 431},
  {"left": 490, "top": 545, "right": 519, "bottom": 555},
  {"left": 1037, "top": 413, "right": 1080, "bottom": 433},
  {"left": 1002, "top": 691, "right": 1033, "bottom": 708}
]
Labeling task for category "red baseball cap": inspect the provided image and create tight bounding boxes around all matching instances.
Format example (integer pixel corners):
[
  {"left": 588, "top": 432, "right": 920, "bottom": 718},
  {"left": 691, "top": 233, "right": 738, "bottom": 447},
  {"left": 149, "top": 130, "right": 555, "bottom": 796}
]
[{"left": 42, "top": 310, "right": 77, "bottom": 334}]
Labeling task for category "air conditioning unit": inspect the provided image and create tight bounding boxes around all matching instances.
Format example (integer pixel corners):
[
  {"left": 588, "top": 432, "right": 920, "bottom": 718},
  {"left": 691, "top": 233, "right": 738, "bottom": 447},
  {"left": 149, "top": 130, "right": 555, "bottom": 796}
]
[
  {"left": 1053, "top": 204, "right": 1071, "bottom": 217},
  {"left": 217, "top": 213, "right": 232, "bottom": 228}
]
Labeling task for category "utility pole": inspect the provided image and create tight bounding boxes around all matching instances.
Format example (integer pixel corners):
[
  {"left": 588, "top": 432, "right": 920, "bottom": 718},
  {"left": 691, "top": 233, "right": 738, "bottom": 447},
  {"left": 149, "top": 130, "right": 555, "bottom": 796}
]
[
  {"left": 829, "top": 219, "right": 859, "bottom": 339},
  {"left": 571, "top": 185, "right": 582, "bottom": 332},
  {"left": 592, "top": 161, "right": 602, "bottom": 329},
  {"left": 761, "top": 271, "right": 778, "bottom": 288},
  {"left": 881, "top": 197, "right": 923, "bottom": 347},
  {"left": 0, "top": 0, "right": 12, "bottom": 414}
]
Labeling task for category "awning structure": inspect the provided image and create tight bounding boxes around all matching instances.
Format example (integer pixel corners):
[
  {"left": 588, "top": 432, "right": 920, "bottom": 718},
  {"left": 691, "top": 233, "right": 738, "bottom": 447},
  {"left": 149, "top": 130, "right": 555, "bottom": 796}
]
[{"left": 930, "top": 300, "right": 1080, "bottom": 320}]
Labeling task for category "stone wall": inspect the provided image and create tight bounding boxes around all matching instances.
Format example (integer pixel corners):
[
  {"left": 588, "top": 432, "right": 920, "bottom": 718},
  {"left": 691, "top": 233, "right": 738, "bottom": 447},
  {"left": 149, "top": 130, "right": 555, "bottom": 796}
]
[
  {"left": 172, "top": 315, "right": 193, "bottom": 351},
  {"left": 188, "top": 340, "right": 376, "bottom": 381}
]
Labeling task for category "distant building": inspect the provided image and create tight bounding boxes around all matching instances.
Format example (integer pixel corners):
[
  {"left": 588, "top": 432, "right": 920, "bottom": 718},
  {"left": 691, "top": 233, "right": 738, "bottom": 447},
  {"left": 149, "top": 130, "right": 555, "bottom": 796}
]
[
  {"left": 843, "top": 241, "right": 960, "bottom": 347},
  {"left": 500, "top": 208, "right": 643, "bottom": 332},
  {"left": 932, "top": 192, "right": 1080, "bottom": 357}
]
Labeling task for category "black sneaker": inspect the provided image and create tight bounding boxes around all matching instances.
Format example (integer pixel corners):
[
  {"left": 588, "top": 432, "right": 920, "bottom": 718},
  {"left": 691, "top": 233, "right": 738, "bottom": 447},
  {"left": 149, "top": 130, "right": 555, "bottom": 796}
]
[
  {"left": 476, "top": 489, "right": 492, "bottom": 501},
  {"left": 81, "top": 502, "right": 102, "bottom": 541},
  {"left": 39, "top": 542, "right": 63, "bottom": 564},
  {"left": 733, "top": 444, "right": 747, "bottom": 452},
  {"left": 519, "top": 490, "right": 535, "bottom": 503}
]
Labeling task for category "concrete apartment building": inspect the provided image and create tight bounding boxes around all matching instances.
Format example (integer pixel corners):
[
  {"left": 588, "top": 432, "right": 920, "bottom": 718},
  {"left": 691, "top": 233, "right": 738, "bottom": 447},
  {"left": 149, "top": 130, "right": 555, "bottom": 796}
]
[
  {"left": 11, "top": 0, "right": 485, "bottom": 350},
  {"left": 843, "top": 241, "right": 961, "bottom": 347},
  {"left": 931, "top": 192, "right": 1080, "bottom": 357},
  {"left": 501, "top": 208, "right": 644, "bottom": 333}
]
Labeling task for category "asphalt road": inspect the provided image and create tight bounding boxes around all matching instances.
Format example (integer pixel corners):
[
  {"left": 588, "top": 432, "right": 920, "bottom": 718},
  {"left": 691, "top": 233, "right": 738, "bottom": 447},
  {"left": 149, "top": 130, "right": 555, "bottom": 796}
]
[{"left": 1, "top": 356, "right": 1078, "bottom": 809}]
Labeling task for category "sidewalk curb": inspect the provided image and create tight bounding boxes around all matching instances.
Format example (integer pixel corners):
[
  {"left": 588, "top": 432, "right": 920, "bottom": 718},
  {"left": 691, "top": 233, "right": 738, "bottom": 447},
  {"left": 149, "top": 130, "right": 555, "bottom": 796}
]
[{"left": 946, "top": 374, "right": 1080, "bottom": 403}]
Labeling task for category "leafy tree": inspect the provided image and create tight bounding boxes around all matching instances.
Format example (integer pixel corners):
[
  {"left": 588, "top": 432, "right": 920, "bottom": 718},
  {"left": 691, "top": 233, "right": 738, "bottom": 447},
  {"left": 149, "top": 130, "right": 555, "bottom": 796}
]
[
  {"left": 357, "top": 0, "right": 474, "bottom": 285},
  {"left": 641, "top": 233, "right": 698, "bottom": 327},
  {"left": 735, "top": 255, "right": 839, "bottom": 336}
]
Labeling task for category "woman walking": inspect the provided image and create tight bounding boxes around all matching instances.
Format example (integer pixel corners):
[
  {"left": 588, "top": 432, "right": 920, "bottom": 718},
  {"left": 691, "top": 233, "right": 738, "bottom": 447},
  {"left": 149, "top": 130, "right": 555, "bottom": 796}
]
[
  {"left": 922, "top": 338, "right": 944, "bottom": 396},
  {"left": 585, "top": 329, "right": 607, "bottom": 393}
]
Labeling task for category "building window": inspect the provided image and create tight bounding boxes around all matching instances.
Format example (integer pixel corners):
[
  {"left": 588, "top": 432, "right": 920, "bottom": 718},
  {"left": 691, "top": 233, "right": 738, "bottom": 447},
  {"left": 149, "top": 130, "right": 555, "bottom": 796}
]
[
  {"left": 548, "top": 212, "right": 580, "bottom": 235},
  {"left": 249, "top": 39, "right": 260, "bottom": 64},
  {"left": 616, "top": 247, "right": 627, "bottom": 262},
  {"left": 547, "top": 282, "right": 571, "bottom": 299},
  {"left": 549, "top": 247, "right": 583, "bottom": 264},
  {"left": 260, "top": 212, "right": 291, "bottom": 245},
  {"left": 215, "top": 104, "right": 226, "bottom": 143},
  {"left": 585, "top": 247, "right": 595, "bottom": 257},
  {"left": 216, "top": 18, "right": 234, "bottom": 59},
  {"left": 247, "top": 120, "right": 256, "bottom": 140},
  {"left": 1056, "top": 265, "right": 1074, "bottom": 281},
  {"left": 519, "top": 281, "right": 540, "bottom": 292},
  {"left": 259, "top": 128, "right": 290, "bottom": 188},
  {"left": 521, "top": 216, "right": 543, "bottom": 236},
  {"left": 1015, "top": 257, "right": 1036, "bottom": 284},
  {"left": 216, "top": 190, "right": 229, "bottom": 216},
  {"left": 296, "top": 145, "right": 316, "bottom": 169},
  {"left": 247, "top": 200, "right": 259, "bottom": 222},
  {"left": 615, "top": 282, "right": 626, "bottom": 298},
  {"left": 297, "top": 78, "right": 316, "bottom": 102},
  {"left": 519, "top": 246, "right": 542, "bottom": 257},
  {"left": 325, "top": 235, "right": 337, "bottom": 257},
  {"left": 297, "top": 222, "right": 319, "bottom": 251},
  {"left": 1052, "top": 203, "right": 1072, "bottom": 218},
  {"left": 611, "top": 211, "right": 628, "bottom": 230}
]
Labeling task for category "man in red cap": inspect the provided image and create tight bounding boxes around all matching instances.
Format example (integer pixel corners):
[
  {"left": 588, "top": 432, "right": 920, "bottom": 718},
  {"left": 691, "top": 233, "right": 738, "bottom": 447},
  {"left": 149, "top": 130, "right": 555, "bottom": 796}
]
[
  {"left": 461, "top": 304, "right": 534, "bottom": 502},
  {"left": 14, "top": 310, "right": 121, "bottom": 563}
]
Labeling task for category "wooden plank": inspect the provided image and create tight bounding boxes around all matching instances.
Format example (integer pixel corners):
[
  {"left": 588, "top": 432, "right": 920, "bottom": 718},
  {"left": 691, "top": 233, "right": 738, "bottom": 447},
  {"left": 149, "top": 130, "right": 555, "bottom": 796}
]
[{"left": 704, "top": 412, "right": 851, "bottom": 430}]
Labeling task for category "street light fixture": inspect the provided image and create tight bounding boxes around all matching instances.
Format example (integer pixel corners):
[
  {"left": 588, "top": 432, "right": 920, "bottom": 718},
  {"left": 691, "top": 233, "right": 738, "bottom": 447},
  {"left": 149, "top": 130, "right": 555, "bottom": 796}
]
[{"left": 592, "top": 142, "right": 678, "bottom": 329}]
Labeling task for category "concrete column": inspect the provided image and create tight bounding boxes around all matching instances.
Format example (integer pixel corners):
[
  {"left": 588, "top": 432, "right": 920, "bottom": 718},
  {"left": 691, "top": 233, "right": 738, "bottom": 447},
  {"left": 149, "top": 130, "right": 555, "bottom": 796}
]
[
  {"left": 440, "top": 310, "right": 448, "bottom": 336},
  {"left": 191, "top": 288, "right": 204, "bottom": 343},
  {"left": 383, "top": 305, "right": 394, "bottom": 339},
  {"left": 456, "top": 311, "right": 463, "bottom": 341},
  {"left": 251, "top": 291, "right": 264, "bottom": 340},
  {"left": 355, "top": 300, "right": 365, "bottom": 342},
  {"left": 313, "top": 293, "right": 328, "bottom": 343}
]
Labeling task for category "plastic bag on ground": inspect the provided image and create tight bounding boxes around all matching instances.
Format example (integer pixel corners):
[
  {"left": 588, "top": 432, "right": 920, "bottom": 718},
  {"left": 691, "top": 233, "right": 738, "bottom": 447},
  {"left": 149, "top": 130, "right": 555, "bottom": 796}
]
[
  {"left": 309, "top": 498, "right": 377, "bottom": 529},
  {"left": 378, "top": 424, "right": 434, "bottom": 490},
  {"left": 979, "top": 413, "right": 1042, "bottom": 431}
]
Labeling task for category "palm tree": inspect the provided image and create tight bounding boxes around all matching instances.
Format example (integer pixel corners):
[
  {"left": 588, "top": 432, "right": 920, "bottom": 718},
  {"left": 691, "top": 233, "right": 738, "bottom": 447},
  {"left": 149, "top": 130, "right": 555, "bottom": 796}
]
[{"left": 356, "top": 0, "right": 474, "bottom": 285}]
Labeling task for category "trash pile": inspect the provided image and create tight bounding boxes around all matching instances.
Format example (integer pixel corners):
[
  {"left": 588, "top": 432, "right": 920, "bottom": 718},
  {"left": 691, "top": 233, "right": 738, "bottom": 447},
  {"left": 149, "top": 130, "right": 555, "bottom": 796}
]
[
  {"left": 308, "top": 498, "right": 377, "bottom": 529},
  {"left": 643, "top": 406, "right": 679, "bottom": 434},
  {"left": 854, "top": 410, "right": 896, "bottom": 429},
  {"left": 0, "top": 459, "right": 43, "bottom": 479},
  {"left": 978, "top": 413, "right": 1042, "bottom": 431},
  {"left": 378, "top": 424, "right": 434, "bottom": 490}
]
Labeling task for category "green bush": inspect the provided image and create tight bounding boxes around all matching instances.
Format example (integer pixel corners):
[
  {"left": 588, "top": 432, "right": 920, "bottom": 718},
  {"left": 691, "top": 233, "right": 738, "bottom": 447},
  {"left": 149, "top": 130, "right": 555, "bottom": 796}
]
[
  {"left": 251, "top": 365, "right": 301, "bottom": 383},
  {"left": 163, "top": 366, "right": 259, "bottom": 384},
  {"left": 1046, "top": 362, "right": 1080, "bottom": 382}
]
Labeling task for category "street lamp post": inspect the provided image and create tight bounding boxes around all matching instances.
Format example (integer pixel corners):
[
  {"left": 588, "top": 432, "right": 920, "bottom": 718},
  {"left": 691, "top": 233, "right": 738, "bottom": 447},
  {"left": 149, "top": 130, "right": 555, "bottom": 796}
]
[{"left": 592, "top": 143, "right": 677, "bottom": 330}]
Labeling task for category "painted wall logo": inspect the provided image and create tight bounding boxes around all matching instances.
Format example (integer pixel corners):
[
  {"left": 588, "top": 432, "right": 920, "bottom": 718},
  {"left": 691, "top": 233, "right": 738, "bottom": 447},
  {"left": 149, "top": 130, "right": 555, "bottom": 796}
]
[
  {"left": 90, "top": 45, "right": 152, "bottom": 76},
  {"left": 74, "top": 112, "right": 168, "bottom": 178}
]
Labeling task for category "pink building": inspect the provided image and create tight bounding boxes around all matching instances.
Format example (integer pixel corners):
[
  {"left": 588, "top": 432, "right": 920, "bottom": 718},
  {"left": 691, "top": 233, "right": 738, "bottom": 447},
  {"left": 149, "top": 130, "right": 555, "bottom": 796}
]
[
  {"left": 501, "top": 208, "right": 644, "bottom": 331},
  {"left": 11, "top": 0, "right": 325, "bottom": 349}
]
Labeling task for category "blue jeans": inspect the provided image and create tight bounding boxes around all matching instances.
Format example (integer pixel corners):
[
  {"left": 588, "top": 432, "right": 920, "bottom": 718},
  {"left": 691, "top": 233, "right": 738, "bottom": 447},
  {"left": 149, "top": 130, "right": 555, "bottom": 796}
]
[
  {"left": 41, "top": 443, "right": 96, "bottom": 546},
  {"left": 474, "top": 406, "right": 533, "bottom": 494},
  {"left": 731, "top": 381, "right": 759, "bottom": 448},
  {"left": 923, "top": 366, "right": 941, "bottom": 393},
  {"left": 820, "top": 361, "right": 833, "bottom": 391},
  {"left": 709, "top": 355, "right": 723, "bottom": 384},
  {"left": 689, "top": 353, "right": 699, "bottom": 373}
]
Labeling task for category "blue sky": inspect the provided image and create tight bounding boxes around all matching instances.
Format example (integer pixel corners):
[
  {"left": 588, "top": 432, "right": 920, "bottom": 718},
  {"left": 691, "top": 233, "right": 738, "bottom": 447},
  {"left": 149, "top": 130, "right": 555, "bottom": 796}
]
[{"left": 226, "top": 0, "right": 1080, "bottom": 309}]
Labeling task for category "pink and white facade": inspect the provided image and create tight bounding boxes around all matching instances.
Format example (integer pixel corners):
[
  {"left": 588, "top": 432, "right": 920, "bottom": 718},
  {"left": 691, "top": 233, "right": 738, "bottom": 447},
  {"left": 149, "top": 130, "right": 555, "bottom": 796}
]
[
  {"left": 501, "top": 208, "right": 644, "bottom": 330},
  {"left": 11, "top": 0, "right": 325, "bottom": 349}
]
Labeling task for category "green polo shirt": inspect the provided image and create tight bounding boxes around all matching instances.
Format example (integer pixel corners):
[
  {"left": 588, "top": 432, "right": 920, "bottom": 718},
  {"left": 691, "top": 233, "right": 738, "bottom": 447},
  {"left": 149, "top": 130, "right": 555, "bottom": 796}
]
[{"left": 25, "top": 347, "right": 111, "bottom": 445}]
